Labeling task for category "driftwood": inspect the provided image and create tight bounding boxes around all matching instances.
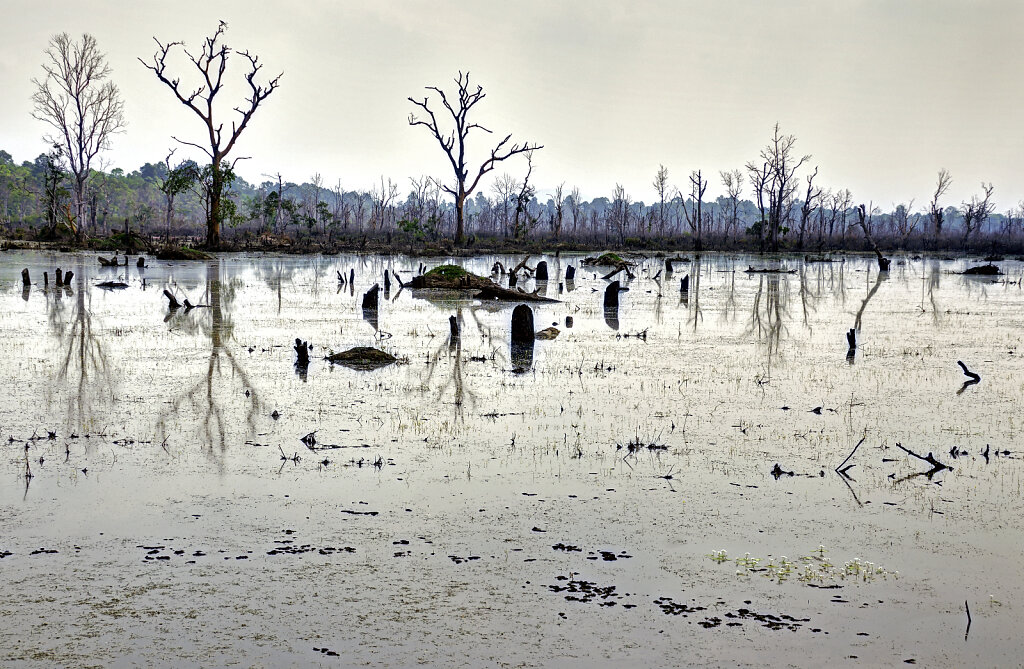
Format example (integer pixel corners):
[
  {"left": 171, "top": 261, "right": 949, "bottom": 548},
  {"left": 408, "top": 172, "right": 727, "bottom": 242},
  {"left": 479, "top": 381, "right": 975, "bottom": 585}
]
[
  {"left": 895, "top": 442, "right": 950, "bottom": 473},
  {"left": 957, "top": 360, "right": 981, "bottom": 394},
  {"left": 474, "top": 285, "right": 559, "bottom": 302},
  {"left": 835, "top": 437, "right": 865, "bottom": 478},
  {"left": 98, "top": 255, "right": 119, "bottom": 267},
  {"left": 96, "top": 281, "right": 129, "bottom": 289}
]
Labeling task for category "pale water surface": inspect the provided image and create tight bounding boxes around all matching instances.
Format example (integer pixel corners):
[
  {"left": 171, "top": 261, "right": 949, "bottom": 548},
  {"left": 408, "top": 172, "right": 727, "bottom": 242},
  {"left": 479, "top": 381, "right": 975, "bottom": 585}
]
[{"left": 1, "top": 251, "right": 1022, "bottom": 667}]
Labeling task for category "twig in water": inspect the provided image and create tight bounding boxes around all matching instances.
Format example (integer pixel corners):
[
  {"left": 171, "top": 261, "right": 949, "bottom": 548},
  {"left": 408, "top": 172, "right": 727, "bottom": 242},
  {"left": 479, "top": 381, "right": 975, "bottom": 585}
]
[
  {"left": 835, "top": 437, "right": 865, "bottom": 478},
  {"left": 965, "top": 599, "right": 972, "bottom": 640}
]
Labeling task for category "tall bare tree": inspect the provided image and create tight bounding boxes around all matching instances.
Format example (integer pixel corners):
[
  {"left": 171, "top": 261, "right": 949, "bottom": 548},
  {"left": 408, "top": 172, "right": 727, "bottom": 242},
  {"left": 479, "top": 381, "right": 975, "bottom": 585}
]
[
  {"left": 747, "top": 123, "right": 810, "bottom": 252},
  {"left": 929, "top": 168, "right": 952, "bottom": 246},
  {"left": 720, "top": 169, "right": 744, "bottom": 244},
  {"left": 797, "top": 166, "right": 821, "bottom": 250},
  {"left": 32, "top": 33, "right": 125, "bottom": 240},
  {"left": 682, "top": 170, "right": 708, "bottom": 251},
  {"left": 141, "top": 22, "right": 282, "bottom": 247},
  {"left": 653, "top": 164, "right": 670, "bottom": 236},
  {"left": 408, "top": 71, "right": 542, "bottom": 245},
  {"left": 960, "top": 182, "right": 995, "bottom": 246},
  {"left": 551, "top": 182, "right": 565, "bottom": 240}
]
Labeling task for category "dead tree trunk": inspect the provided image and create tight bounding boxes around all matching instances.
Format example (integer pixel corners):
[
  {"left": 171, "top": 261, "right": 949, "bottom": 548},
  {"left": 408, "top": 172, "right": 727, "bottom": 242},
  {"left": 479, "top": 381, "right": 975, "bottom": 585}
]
[
  {"left": 565, "top": 265, "right": 575, "bottom": 281},
  {"left": 362, "top": 284, "right": 380, "bottom": 311},
  {"left": 511, "top": 304, "right": 534, "bottom": 344},
  {"left": 163, "top": 289, "right": 181, "bottom": 310},
  {"left": 21, "top": 269, "right": 29, "bottom": 286},
  {"left": 535, "top": 261, "right": 548, "bottom": 281}
]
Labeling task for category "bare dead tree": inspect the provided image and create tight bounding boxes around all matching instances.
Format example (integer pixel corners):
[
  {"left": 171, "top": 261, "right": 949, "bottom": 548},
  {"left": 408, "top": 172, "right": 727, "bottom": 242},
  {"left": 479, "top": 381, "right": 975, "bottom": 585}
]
[
  {"left": 891, "top": 199, "right": 917, "bottom": 248},
  {"left": 512, "top": 152, "right": 537, "bottom": 239},
  {"left": 797, "top": 166, "right": 821, "bottom": 250},
  {"left": 720, "top": 168, "right": 744, "bottom": 244},
  {"left": 32, "top": 33, "right": 126, "bottom": 240},
  {"left": 855, "top": 203, "right": 890, "bottom": 271},
  {"left": 653, "top": 164, "right": 670, "bottom": 237},
  {"left": 681, "top": 170, "right": 708, "bottom": 252},
  {"left": 551, "top": 182, "right": 565, "bottom": 240},
  {"left": 929, "top": 168, "right": 952, "bottom": 247},
  {"left": 568, "top": 186, "right": 583, "bottom": 237},
  {"left": 960, "top": 182, "right": 995, "bottom": 246},
  {"left": 141, "top": 22, "right": 282, "bottom": 247},
  {"left": 408, "top": 71, "right": 542, "bottom": 245},
  {"left": 746, "top": 161, "right": 770, "bottom": 251},
  {"left": 748, "top": 123, "right": 810, "bottom": 252}
]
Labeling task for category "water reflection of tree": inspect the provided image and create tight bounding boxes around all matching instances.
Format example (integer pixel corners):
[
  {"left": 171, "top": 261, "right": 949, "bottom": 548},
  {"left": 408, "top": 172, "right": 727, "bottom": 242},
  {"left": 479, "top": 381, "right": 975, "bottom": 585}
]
[
  {"left": 420, "top": 306, "right": 495, "bottom": 425},
  {"left": 746, "top": 273, "right": 790, "bottom": 373},
  {"left": 921, "top": 259, "right": 942, "bottom": 323},
  {"left": 686, "top": 256, "right": 704, "bottom": 331},
  {"left": 158, "top": 259, "right": 260, "bottom": 468},
  {"left": 46, "top": 258, "right": 114, "bottom": 430}
]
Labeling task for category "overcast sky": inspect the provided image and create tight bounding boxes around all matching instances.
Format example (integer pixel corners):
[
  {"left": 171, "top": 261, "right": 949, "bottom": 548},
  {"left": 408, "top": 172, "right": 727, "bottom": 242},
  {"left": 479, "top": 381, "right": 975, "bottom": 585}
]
[{"left": 2, "top": 0, "right": 1022, "bottom": 210}]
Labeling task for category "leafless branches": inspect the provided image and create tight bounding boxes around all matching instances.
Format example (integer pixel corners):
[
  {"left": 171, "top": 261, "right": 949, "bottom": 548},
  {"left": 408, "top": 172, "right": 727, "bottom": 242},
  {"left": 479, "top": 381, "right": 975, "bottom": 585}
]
[{"left": 32, "top": 33, "right": 125, "bottom": 238}]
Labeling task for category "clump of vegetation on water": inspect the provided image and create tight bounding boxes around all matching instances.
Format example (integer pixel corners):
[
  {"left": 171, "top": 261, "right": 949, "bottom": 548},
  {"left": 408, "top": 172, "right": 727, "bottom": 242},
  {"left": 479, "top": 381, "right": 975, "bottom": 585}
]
[
  {"left": 594, "top": 252, "right": 625, "bottom": 265},
  {"left": 424, "top": 264, "right": 470, "bottom": 280},
  {"left": 156, "top": 246, "right": 212, "bottom": 260},
  {"left": 708, "top": 546, "right": 898, "bottom": 585}
]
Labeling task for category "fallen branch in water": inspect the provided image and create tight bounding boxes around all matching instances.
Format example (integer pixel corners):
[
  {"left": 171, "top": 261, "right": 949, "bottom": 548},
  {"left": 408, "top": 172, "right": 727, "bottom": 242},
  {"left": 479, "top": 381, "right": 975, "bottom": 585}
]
[
  {"left": 895, "top": 442, "right": 950, "bottom": 472},
  {"left": 835, "top": 437, "right": 865, "bottom": 478},
  {"left": 957, "top": 360, "right": 980, "bottom": 382}
]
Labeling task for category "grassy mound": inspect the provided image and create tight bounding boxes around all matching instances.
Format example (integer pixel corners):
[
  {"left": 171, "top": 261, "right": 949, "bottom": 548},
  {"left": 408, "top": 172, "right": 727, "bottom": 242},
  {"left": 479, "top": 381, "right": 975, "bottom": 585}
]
[
  {"left": 156, "top": 246, "right": 212, "bottom": 261},
  {"left": 325, "top": 346, "right": 397, "bottom": 370}
]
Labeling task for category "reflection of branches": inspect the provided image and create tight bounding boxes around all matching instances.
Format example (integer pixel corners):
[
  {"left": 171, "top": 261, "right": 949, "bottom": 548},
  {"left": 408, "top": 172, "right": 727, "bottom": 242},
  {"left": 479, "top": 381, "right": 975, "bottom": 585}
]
[
  {"left": 853, "top": 267, "right": 886, "bottom": 334},
  {"left": 157, "top": 259, "right": 261, "bottom": 471},
  {"left": 687, "top": 256, "right": 703, "bottom": 331},
  {"left": 47, "top": 259, "right": 114, "bottom": 429},
  {"left": 746, "top": 274, "right": 789, "bottom": 371},
  {"left": 921, "top": 259, "right": 942, "bottom": 324},
  {"left": 797, "top": 265, "right": 821, "bottom": 330}
]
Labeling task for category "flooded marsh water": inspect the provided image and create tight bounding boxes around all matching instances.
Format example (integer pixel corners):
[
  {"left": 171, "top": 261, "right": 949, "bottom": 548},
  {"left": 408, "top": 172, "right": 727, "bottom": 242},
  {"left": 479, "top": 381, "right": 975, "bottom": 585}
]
[{"left": 1, "top": 250, "right": 1023, "bottom": 667}]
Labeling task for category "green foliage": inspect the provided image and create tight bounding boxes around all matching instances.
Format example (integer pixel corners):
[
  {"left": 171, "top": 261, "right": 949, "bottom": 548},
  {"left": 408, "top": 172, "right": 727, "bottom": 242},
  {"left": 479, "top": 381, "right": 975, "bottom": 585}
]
[
  {"left": 424, "top": 264, "right": 469, "bottom": 280},
  {"left": 594, "top": 252, "right": 624, "bottom": 265}
]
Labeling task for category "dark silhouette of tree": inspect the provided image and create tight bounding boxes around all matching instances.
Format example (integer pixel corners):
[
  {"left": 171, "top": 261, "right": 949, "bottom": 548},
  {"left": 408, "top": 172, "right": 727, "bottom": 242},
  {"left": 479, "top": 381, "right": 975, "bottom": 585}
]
[
  {"left": 929, "top": 168, "right": 952, "bottom": 247},
  {"left": 141, "top": 22, "right": 281, "bottom": 248},
  {"left": 960, "top": 182, "right": 995, "bottom": 246},
  {"left": 408, "top": 71, "right": 542, "bottom": 245}
]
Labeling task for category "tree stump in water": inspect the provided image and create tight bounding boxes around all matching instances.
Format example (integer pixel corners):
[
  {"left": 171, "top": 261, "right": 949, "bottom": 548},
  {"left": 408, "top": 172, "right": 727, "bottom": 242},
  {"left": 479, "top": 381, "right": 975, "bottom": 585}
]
[
  {"left": 565, "top": 265, "right": 575, "bottom": 281},
  {"left": 63, "top": 270, "right": 74, "bottom": 285},
  {"left": 349, "top": 268, "right": 355, "bottom": 285},
  {"left": 55, "top": 268, "right": 63, "bottom": 287},
  {"left": 43, "top": 272, "right": 49, "bottom": 288},
  {"left": 509, "top": 272, "right": 518, "bottom": 288},
  {"left": 666, "top": 258, "right": 674, "bottom": 274},
  {"left": 294, "top": 338, "right": 311, "bottom": 366},
  {"left": 681, "top": 275, "right": 689, "bottom": 293},
  {"left": 604, "top": 281, "right": 621, "bottom": 309},
  {"left": 846, "top": 328, "right": 856, "bottom": 352},
  {"left": 449, "top": 315, "right": 459, "bottom": 340},
  {"left": 163, "top": 289, "right": 181, "bottom": 310},
  {"left": 21, "top": 268, "right": 30, "bottom": 286},
  {"left": 878, "top": 257, "right": 890, "bottom": 272},
  {"left": 383, "top": 270, "right": 391, "bottom": 293},
  {"left": 511, "top": 304, "right": 535, "bottom": 344},
  {"left": 362, "top": 284, "right": 380, "bottom": 311},
  {"left": 536, "top": 261, "right": 548, "bottom": 281},
  {"left": 565, "top": 316, "right": 573, "bottom": 328},
  {"left": 137, "top": 257, "right": 146, "bottom": 268}
]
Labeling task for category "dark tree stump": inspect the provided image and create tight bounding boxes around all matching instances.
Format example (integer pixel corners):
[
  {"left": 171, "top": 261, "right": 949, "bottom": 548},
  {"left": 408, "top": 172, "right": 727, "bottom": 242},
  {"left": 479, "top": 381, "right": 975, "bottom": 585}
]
[
  {"left": 565, "top": 265, "right": 575, "bottom": 281},
  {"left": 349, "top": 268, "right": 355, "bottom": 285},
  {"left": 383, "top": 270, "right": 391, "bottom": 293},
  {"left": 43, "top": 272, "right": 49, "bottom": 288},
  {"left": 604, "top": 281, "right": 620, "bottom": 309},
  {"left": 294, "top": 338, "right": 311, "bottom": 366},
  {"left": 665, "top": 258, "right": 674, "bottom": 274},
  {"left": 681, "top": 274, "right": 690, "bottom": 293},
  {"left": 878, "top": 257, "right": 891, "bottom": 272},
  {"left": 137, "top": 257, "right": 146, "bottom": 268},
  {"left": 846, "top": 328, "right": 856, "bottom": 351},
  {"left": 565, "top": 316, "right": 573, "bottom": 328},
  {"left": 21, "top": 268, "right": 29, "bottom": 286},
  {"left": 449, "top": 315, "right": 460, "bottom": 340},
  {"left": 509, "top": 272, "right": 518, "bottom": 288},
  {"left": 163, "top": 289, "right": 181, "bottom": 310},
  {"left": 55, "top": 268, "right": 63, "bottom": 287},
  {"left": 536, "top": 261, "right": 548, "bottom": 281},
  {"left": 362, "top": 283, "right": 380, "bottom": 311},
  {"left": 511, "top": 304, "right": 535, "bottom": 344},
  {"left": 63, "top": 270, "right": 74, "bottom": 285}
]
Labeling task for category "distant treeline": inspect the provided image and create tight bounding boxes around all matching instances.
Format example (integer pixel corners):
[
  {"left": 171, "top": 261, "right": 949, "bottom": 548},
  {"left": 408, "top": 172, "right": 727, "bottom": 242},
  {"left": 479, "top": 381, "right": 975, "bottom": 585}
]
[{"left": 2, "top": 147, "right": 1022, "bottom": 252}]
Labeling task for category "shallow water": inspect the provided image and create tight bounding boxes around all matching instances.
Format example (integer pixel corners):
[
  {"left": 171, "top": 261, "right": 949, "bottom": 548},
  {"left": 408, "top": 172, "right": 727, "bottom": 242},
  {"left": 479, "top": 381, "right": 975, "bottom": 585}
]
[{"left": 1, "top": 250, "right": 1022, "bottom": 667}]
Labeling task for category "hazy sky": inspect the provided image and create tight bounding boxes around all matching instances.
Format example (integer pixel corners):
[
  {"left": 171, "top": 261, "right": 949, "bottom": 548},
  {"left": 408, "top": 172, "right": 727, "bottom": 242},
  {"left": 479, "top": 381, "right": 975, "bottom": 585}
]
[{"left": 2, "top": 0, "right": 1022, "bottom": 210}]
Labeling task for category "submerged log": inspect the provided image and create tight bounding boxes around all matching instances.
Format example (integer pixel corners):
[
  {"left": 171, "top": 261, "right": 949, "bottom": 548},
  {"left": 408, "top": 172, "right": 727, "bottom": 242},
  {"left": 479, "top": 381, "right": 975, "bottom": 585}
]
[
  {"left": 98, "top": 255, "right": 119, "bottom": 267},
  {"left": 962, "top": 264, "right": 1002, "bottom": 276},
  {"left": 96, "top": 281, "right": 129, "bottom": 289},
  {"left": 474, "top": 285, "right": 559, "bottom": 302}
]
